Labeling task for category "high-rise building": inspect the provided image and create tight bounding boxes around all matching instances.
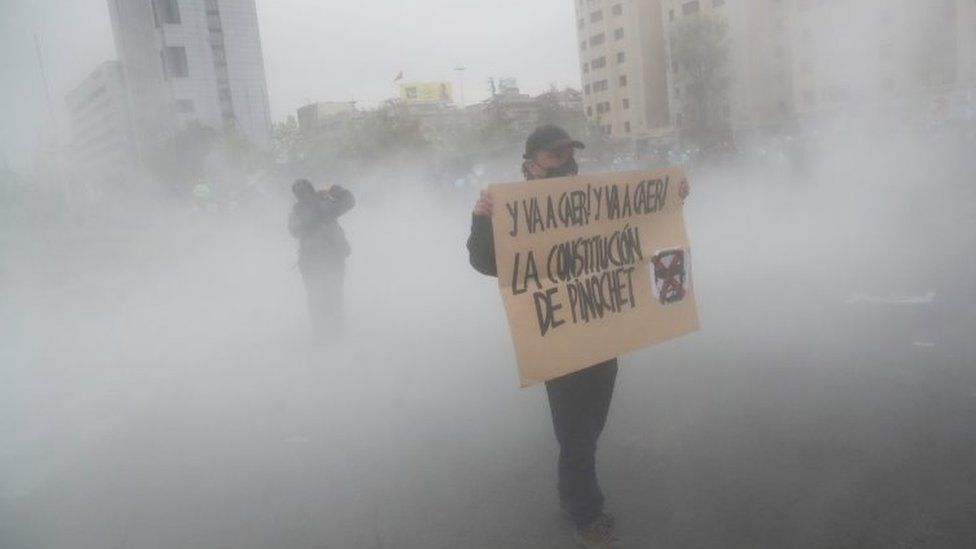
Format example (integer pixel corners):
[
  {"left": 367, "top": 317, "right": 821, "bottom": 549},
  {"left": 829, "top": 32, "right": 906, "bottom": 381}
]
[
  {"left": 661, "top": 0, "right": 794, "bottom": 137},
  {"left": 575, "top": 0, "right": 672, "bottom": 141},
  {"left": 790, "top": 0, "right": 976, "bottom": 129},
  {"left": 65, "top": 61, "right": 136, "bottom": 189},
  {"left": 578, "top": 0, "right": 974, "bottom": 144},
  {"left": 106, "top": 0, "right": 273, "bottom": 155}
]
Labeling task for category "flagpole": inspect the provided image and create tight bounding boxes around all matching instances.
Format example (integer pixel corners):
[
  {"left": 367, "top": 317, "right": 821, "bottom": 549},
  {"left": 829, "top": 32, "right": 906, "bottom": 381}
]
[{"left": 454, "top": 66, "right": 466, "bottom": 109}]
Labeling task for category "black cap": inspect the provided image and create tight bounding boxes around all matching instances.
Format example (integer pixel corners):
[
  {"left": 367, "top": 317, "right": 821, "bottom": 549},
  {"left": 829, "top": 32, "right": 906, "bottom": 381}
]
[{"left": 523, "top": 125, "right": 585, "bottom": 159}]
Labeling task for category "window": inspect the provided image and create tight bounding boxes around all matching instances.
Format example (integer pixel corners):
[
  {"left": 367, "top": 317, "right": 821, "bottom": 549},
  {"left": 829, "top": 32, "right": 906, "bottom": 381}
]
[
  {"left": 612, "top": 4, "right": 622, "bottom": 15},
  {"left": 591, "top": 56, "right": 607, "bottom": 69},
  {"left": 578, "top": 18, "right": 584, "bottom": 29},
  {"left": 590, "top": 10, "right": 603, "bottom": 23},
  {"left": 674, "top": 86, "right": 681, "bottom": 99},
  {"left": 175, "top": 99, "right": 194, "bottom": 113},
  {"left": 152, "top": 0, "right": 181, "bottom": 26},
  {"left": 590, "top": 33, "right": 605, "bottom": 46},
  {"left": 624, "top": 121, "right": 631, "bottom": 133},
  {"left": 593, "top": 79, "right": 609, "bottom": 92},
  {"left": 208, "top": 17, "right": 223, "bottom": 32},
  {"left": 583, "top": 62, "right": 589, "bottom": 73},
  {"left": 162, "top": 46, "right": 188, "bottom": 78},
  {"left": 613, "top": 28, "right": 624, "bottom": 40},
  {"left": 622, "top": 98, "right": 630, "bottom": 110},
  {"left": 713, "top": 0, "right": 724, "bottom": 6},
  {"left": 580, "top": 40, "right": 587, "bottom": 51},
  {"left": 672, "top": 60, "right": 679, "bottom": 73},
  {"left": 676, "top": 113, "right": 683, "bottom": 127},
  {"left": 585, "top": 84, "right": 591, "bottom": 95},
  {"left": 619, "top": 75, "right": 628, "bottom": 86},
  {"left": 617, "top": 51, "right": 626, "bottom": 63},
  {"left": 803, "top": 90, "right": 815, "bottom": 105},
  {"left": 682, "top": 1, "right": 700, "bottom": 15},
  {"left": 587, "top": 106, "right": 593, "bottom": 116},
  {"left": 669, "top": 9, "right": 675, "bottom": 22}
]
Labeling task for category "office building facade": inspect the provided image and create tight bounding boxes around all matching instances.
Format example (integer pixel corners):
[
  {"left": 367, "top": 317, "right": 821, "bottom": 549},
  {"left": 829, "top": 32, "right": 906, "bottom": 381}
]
[
  {"left": 65, "top": 61, "right": 136, "bottom": 189},
  {"left": 575, "top": 0, "right": 672, "bottom": 140},
  {"left": 106, "top": 0, "right": 273, "bottom": 154}
]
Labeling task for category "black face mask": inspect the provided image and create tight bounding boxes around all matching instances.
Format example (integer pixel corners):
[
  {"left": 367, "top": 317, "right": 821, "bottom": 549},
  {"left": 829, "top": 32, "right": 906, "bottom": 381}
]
[
  {"left": 523, "top": 157, "right": 580, "bottom": 180},
  {"left": 544, "top": 157, "right": 579, "bottom": 178}
]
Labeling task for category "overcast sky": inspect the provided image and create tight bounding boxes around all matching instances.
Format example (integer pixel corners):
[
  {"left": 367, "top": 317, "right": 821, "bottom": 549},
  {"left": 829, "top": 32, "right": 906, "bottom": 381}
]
[{"left": 0, "top": 0, "right": 580, "bottom": 173}]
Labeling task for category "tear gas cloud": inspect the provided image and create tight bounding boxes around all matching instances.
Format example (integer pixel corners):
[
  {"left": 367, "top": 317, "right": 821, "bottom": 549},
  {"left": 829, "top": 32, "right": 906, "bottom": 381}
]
[{"left": 2, "top": 2, "right": 976, "bottom": 548}]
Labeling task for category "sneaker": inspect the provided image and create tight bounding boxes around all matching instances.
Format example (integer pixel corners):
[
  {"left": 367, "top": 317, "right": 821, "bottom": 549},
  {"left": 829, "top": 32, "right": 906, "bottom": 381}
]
[
  {"left": 574, "top": 513, "right": 619, "bottom": 548},
  {"left": 559, "top": 502, "right": 615, "bottom": 526}
]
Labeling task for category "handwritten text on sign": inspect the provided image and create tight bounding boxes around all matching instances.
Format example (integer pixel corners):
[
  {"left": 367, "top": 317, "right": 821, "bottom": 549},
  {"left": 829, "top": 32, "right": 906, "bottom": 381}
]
[{"left": 489, "top": 168, "right": 699, "bottom": 386}]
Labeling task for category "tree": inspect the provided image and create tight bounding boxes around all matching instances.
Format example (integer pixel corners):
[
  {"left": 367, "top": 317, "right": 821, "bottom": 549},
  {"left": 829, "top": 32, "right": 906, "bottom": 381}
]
[
  {"left": 343, "top": 107, "right": 429, "bottom": 163},
  {"left": 143, "top": 121, "right": 273, "bottom": 203},
  {"left": 672, "top": 12, "right": 731, "bottom": 145},
  {"left": 223, "top": 123, "right": 271, "bottom": 176},
  {"left": 144, "top": 121, "right": 219, "bottom": 192},
  {"left": 272, "top": 115, "right": 301, "bottom": 164}
]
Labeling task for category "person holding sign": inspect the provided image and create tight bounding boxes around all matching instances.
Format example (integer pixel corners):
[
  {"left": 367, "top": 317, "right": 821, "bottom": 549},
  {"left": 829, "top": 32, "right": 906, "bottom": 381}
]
[{"left": 467, "top": 125, "right": 690, "bottom": 548}]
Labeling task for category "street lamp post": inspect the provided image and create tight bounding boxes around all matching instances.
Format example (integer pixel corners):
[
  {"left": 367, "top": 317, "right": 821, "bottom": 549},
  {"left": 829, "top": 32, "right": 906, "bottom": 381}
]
[{"left": 454, "top": 66, "right": 467, "bottom": 108}]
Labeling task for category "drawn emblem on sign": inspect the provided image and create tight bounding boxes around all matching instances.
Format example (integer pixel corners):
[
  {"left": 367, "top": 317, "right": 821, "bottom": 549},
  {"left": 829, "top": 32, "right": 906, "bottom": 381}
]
[{"left": 651, "top": 248, "right": 688, "bottom": 305}]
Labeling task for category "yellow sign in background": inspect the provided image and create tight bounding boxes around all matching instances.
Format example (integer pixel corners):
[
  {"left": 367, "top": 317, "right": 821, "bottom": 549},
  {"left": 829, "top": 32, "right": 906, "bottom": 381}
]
[
  {"left": 488, "top": 167, "right": 699, "bottom": 386},
  {"left": 398, "top": 81, "right": 453, "bottom": 104}
]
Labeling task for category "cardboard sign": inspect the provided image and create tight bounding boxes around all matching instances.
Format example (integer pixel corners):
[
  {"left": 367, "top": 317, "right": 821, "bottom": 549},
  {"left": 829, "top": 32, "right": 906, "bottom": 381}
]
[{"left": 488, "top": 167, "right": 699, "bottom": 387}]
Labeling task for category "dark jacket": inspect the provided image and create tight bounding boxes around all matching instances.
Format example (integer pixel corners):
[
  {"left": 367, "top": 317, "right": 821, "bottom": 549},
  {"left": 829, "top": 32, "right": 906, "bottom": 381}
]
[
  {"left": 289, "top": 186, "right": 355, "bottom": 260},
  {"left": 466, "top": 214, "right": 497, "bottom": 277}
]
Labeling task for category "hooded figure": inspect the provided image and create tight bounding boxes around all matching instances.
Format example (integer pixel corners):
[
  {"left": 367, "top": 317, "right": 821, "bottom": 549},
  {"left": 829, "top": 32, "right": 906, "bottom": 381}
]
[{"left": 289, "top": 179, "right": 355, "bottom": 335}]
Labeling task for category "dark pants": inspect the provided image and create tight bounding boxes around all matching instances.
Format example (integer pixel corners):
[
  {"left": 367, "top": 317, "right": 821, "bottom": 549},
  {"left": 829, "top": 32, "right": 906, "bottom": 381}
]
[
  {"left": 545, "top": 359, "right": 618, "bottom": 526},
  {"left": 299, "top": 256, "right": 345, "bottom": 336}
]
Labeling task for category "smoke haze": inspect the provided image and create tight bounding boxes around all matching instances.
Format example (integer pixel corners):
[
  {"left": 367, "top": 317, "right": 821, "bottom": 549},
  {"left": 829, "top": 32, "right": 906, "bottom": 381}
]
[
  {"left": 2, "top": 1, "right": 976, "bottom": 548},
  {"left": 4, "top": 126, "right": 976, "bottom": 547}
]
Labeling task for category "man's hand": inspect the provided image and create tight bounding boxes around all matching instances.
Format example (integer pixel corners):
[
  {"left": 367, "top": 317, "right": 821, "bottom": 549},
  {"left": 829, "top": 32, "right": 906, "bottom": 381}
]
[
  {"left": 473, "top": 189, "right": 494, "bottom": 217},
  {"left": 679, "top": 179, "right": 691, "bottom": 203}
]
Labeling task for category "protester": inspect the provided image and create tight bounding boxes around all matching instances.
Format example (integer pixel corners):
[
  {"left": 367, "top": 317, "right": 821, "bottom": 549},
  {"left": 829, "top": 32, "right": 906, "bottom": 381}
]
[
  {"left": 288, "top": 179, "right": 355, "bottom": 337},
  {"left": 466, "top": 125, "right": 689, "bottom": 548}
]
